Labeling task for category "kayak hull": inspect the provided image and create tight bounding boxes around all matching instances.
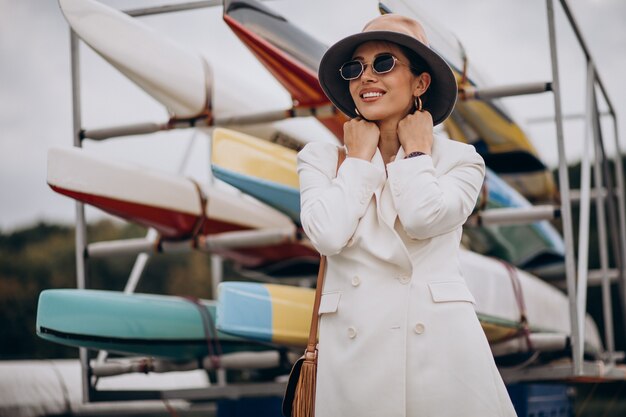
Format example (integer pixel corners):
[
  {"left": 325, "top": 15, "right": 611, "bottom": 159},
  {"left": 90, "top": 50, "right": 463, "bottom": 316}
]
[{"left": 36, "top": 289, "right": 269, "bottom": 359}]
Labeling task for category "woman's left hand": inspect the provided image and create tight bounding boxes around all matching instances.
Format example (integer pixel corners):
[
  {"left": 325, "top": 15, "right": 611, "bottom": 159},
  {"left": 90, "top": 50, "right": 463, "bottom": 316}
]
[{"left": 398, "top": 110, "right": 434, "bottom": 155}]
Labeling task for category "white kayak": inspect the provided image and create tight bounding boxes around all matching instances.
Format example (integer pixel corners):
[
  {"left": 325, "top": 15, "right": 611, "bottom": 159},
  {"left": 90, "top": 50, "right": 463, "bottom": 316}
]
[
  {"left": 47, "top": 146, "right": 293, "bottom": 236},
  {"left": 217, "top": 248, "right": 603, "bottom": 357},
  {"left": 59, "top": 0, "right": 211, "bottom": 119},
  {"left": 47, "top": 147, "right": 319, "bottom": 267},
  {"left": 459, "top": 249, "right": 602, "bottom": 356}
]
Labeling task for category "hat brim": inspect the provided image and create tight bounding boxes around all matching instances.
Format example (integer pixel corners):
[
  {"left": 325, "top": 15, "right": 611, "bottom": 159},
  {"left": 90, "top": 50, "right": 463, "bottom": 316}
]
[{"left": 318, "top": 31, "right": 457, "bottom": 126}]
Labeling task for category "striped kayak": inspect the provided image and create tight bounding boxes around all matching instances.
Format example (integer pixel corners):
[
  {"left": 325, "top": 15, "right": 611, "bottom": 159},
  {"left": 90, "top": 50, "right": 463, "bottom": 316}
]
[
  {"left": 223, "top": 0, "right": 347, "bottom": 139},
  {"left": 47, "top": 147, "right": 318, "bottom": 268},
  {"left": 216, "top": 249, "right": 601, "bottom": 357},
  {"left": 211, "top": 128, "right": 300, "bottom": 223},
  {"left": 211, "top": 128, "right": 564, "bottom": 269},
  {"left": 36, "top": 289, "right": 270, "bottom": 359}
]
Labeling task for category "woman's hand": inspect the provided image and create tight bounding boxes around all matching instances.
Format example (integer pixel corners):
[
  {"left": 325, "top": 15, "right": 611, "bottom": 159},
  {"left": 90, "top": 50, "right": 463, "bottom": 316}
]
[
  {"left": 398, "top": 110, "right": 433, "bottom": 155},
  {"left": 343, "top": 118, "right": 379, "bottom": 161}
]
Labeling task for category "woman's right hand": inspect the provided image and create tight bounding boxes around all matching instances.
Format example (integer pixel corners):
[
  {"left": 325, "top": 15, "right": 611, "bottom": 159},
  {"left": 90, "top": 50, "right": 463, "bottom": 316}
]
[{"left": 343, "top": 118, "right": 379, "bottom": 161}]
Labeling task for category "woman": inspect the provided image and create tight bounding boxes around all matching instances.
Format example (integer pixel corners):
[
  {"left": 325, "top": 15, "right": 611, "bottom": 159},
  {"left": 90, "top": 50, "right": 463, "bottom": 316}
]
[{"left": 297, "top": 13, "right": 517, "bottom": 417}]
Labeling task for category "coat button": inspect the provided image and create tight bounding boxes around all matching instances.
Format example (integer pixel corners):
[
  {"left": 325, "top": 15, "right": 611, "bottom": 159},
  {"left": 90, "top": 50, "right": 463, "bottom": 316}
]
[
  {"left": 351, "top": 275, "right": 361, "bottom": 287},
  {"left": 347, "top": 327, "right": 357, "bottom": 339},
  {"left": 414, "top": 323, "right": 425, "bottom": 334},
  {"left": 398, "top": 274, "right": 410, "bottom": 284}
]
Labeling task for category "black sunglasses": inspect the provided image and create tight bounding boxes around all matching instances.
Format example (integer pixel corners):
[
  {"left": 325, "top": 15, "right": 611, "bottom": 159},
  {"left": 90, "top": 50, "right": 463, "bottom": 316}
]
[{"left": 339, "top": 53, "right": 415, "bottom": 80}]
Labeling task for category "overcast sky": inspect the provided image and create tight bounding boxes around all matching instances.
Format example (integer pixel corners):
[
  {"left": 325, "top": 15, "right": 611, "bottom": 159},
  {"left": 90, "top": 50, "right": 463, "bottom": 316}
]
[{"left": 0, "top": 0, "right": 624, "bottom": 232}]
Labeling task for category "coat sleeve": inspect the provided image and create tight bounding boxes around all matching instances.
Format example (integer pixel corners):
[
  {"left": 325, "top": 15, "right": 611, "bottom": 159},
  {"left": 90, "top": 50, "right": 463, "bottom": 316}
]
[
  {"left": 386, "top": 143, "right": 485, "bottom": 240},
  {"left": 298, "top": 142, "right": 386, "bottom": 256}
]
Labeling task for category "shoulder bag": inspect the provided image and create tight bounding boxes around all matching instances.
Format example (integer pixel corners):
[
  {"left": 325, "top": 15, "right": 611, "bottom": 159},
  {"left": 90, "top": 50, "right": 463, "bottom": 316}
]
[{"left": 282, "top": 147, "right": 346, "bottom": 417}]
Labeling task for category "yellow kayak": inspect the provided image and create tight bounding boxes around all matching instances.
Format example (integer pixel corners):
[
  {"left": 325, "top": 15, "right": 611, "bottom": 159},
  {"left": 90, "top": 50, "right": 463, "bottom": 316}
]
[
  {"left": 216, "top": 249, "right": 602, "bottom": 357},
  {"left": 211, "top": 128, "right": 565, "bottom": 269},
  {"left": 444, "top": 101, "right": 556, "bottom": 202},
  {"left": 211, "top": 128, "right": 302, "bottom": 223}
]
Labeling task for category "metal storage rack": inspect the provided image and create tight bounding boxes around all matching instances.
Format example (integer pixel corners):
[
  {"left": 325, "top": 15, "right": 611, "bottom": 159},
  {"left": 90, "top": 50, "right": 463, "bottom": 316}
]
[{"left": 64, "top": 0, "right": 626, "bottom": 407}]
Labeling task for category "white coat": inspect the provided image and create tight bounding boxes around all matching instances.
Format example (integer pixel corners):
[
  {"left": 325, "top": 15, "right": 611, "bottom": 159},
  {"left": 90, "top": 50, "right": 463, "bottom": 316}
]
[{"left": 297, "top": 134, "right": 517, "bottom": 417}]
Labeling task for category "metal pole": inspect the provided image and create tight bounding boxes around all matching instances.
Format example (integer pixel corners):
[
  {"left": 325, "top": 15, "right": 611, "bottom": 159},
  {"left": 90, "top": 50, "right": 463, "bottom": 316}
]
[
  {"left": 526, "top": 111, "right": 612, "bottom": 125},
  {"left": 469, "top": 205, "right": 560, "bottom": 226},
  {"left": 459, "top": 81, "right": 551, "bottom": 101},
  {"left": 611, "top": 117, "right": 626, "bottom": 324},
  {"left": 70, "top": 32, "right": 86, "bottom": 285},
  {"left": 575, "top": 62, "right": 595, "bottom": 358},
  {"left": 596, "top": 92, "right": 626, "bottom": 343},
  {"left": 123, "top": 232, "right": 159, "bottom": 293},
  {"left": 546, "top": 0, "right": 583, "bottom": 375},
  {"left": 81, "top": 106, "right": 337, "bottom": 141},
  {"left": 70, "top": 29, "right": 91, "bottom": 403},
  {"left": 87, "top": 228, "right": 296, "bottom": 258},
  {"left": 592, "top": 87, "right": 616, "bottom": 364},
  {"left": 210, "top": 254, "right": 226, "bottom": 386},
  {"left": 211, "top": 254, "right": 223, "bottom": 301},
  {"left": 83, "top": 122, "right": 166, "bottom": 140},
  {"left": 558, "top": 0, "right": 615, "bottom": 117}
]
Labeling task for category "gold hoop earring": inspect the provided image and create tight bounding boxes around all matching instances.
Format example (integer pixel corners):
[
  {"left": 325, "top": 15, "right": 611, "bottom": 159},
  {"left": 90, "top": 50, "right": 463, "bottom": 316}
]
[{"left": 414, "top": 96, "right": 423, "bottom": 112}]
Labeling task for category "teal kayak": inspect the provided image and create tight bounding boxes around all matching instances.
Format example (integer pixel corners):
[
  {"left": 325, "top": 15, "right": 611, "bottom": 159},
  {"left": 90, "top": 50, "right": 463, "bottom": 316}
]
[{"left": 36, "top": 289, "right": 271, "bottom": 359}]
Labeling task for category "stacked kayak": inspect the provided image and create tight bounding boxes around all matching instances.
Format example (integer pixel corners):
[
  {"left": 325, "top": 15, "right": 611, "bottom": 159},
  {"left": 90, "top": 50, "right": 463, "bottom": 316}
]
[
  {"left": 216, "top": 249, "right": 602, "bottom": 357},
  {"left": 222, "top": 0, "right": 556, "bottom": 202},
  {"left": 47, "top": 147, "right": 318, "bottom": 268},
  {"left": 37, "top": 0, "right": 598, "bottom": 374},
  {"left": 35, "top": 251, "right": 602, "bottom": 360},
  {"left": 211, "top": 128, "right": 564, "bottom": 271}
]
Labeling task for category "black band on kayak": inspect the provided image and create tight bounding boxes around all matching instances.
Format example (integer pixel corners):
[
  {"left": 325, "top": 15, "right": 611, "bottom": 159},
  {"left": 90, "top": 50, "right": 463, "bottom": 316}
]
[
  {"left": 500, "top": 261, "right": 534, "bottom": 352},
  {"left": 182, "top": 296, "right": 222, "bottom": 368},
  {"left": 188, "top": 179, "right": 209, "bottom": 245}
]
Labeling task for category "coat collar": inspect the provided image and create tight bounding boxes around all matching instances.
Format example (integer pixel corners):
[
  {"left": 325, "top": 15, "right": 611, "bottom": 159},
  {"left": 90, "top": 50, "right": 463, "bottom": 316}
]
[{"left": 369, "top": 143, "right": 407, "bottom": 172}]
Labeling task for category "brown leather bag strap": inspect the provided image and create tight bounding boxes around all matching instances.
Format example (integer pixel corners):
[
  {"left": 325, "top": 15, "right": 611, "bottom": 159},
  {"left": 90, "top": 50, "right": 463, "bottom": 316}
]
[
  {"left": 306, "top": 255, "right": 327, "bottom": 352},
  {"left": 304, "top": 147, "right": 347, "bottom": 354}
]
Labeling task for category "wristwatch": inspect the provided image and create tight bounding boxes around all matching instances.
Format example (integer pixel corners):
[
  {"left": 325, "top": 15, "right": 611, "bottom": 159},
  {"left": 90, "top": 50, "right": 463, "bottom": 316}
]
[{"left": 404, "top": 151, "right": 427, "bottom": 159}]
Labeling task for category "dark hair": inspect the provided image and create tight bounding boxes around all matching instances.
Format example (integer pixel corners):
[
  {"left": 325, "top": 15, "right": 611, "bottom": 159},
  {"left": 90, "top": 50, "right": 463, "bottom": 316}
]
[{"left": 398, "top": 45, "right": 431, "bottom": 110}]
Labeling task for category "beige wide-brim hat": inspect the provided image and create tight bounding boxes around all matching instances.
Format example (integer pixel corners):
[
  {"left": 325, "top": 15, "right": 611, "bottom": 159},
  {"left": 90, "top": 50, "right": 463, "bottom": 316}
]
[{"left": 318, "top": 14, "right": 457, "bottom": 126}]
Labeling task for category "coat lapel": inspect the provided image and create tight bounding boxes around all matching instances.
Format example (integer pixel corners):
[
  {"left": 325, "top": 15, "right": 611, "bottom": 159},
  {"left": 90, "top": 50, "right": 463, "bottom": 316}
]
[
  {"left": 371, "top": 146, "right": 410, "bottom": 230},
  {"left": 369, "top": 147, "right": 413, "bottom": 272}
]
